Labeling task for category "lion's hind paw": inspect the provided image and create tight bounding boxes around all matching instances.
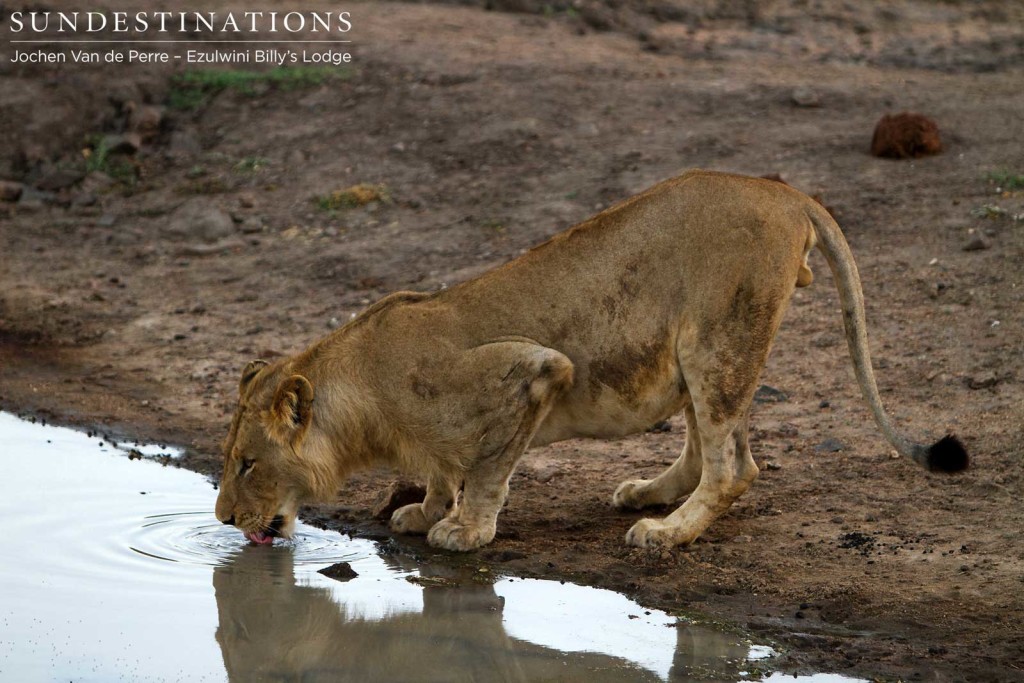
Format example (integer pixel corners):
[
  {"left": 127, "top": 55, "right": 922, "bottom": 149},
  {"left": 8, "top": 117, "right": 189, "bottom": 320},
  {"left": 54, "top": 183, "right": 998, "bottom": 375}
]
[
  {"left": 625, "top": 518, "right": 696, "bottom": 548},
  {"left": 390, "top": 503, "right": 432, "bottom": 535},
  {"left": 612, "top": 479, "right": 655, "bottom": 510}
]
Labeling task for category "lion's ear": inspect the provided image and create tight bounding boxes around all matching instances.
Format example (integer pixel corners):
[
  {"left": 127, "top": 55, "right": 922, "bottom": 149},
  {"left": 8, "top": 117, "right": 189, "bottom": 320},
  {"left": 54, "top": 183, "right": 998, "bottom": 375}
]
[
  {"left": 269, "top": 375, "right": 314, "bottom": 442},
  {"left": 239, "top": 359, "right": 268, "bottom": 395}
]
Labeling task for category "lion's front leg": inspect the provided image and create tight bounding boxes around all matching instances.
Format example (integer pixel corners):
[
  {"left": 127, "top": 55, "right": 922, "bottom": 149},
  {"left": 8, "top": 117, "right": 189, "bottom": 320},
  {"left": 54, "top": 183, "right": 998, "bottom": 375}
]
[
  {"left": 427, "top": 465, "right": 508, "bottom": 551},
  {"left": 390, "top": 473, "right": 459, "bottom": 536},
  {"left": 426, "top": 341, "right": 574, "bottom": 552}
]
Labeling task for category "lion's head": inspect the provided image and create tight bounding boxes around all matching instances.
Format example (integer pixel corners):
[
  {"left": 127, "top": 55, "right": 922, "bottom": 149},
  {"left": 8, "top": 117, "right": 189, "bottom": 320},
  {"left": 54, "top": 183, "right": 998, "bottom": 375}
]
[{"left": 214, "top": 359, "right": 317, "bottom": 544}]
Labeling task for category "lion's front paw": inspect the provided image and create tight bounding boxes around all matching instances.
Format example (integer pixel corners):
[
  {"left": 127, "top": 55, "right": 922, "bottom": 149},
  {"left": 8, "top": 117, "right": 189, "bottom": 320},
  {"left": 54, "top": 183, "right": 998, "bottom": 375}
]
[
  {"left": 427, "top": 518, "right": 494, "bottom": 552},
  {"left": 390, "top": 503, "right": 431, "bottom": 535},
  {"left": 625, "top": 518, "right": 696, "bottom": 548},
  {"left": 612, "top": 479, "right": 653, "bottom": 510}
]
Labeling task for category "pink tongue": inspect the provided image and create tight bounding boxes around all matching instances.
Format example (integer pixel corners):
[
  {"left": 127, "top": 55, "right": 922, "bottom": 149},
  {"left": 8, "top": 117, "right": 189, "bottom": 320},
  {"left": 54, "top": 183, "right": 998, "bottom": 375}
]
[{"left": 244, "top": 530, "right": 273, "bottom": 546}]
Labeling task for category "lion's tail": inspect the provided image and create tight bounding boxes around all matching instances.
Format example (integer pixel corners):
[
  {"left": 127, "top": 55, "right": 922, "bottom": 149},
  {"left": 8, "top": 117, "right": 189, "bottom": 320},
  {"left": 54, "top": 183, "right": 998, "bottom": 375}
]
[{"left": 807, "top": 203, "right": 968, "bottom": 473}]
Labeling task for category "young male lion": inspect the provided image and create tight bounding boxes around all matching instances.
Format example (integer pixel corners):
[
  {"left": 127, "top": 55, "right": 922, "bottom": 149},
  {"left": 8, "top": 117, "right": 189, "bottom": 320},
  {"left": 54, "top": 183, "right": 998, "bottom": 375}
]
[{"left": 214, "top": 170, "right": 967, "bottom": 551}]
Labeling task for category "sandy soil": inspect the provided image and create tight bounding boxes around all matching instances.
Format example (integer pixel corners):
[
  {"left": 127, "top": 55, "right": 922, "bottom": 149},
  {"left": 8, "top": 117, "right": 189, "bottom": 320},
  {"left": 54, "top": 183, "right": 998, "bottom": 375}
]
[{"left": 2, "top": 1, "right": 1023, "bottom": 679}]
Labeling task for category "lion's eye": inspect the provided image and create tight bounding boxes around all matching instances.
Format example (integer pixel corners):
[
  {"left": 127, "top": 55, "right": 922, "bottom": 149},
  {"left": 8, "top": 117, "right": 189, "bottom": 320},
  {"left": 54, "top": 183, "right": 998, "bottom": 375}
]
[{"left": 240, "top": 458, "right": 255, "bottom": 476}]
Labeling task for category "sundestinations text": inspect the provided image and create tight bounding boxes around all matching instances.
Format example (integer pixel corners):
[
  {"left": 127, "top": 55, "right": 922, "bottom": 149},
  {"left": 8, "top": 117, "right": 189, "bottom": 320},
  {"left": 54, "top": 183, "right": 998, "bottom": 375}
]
[{"left": 9, "top": 11, "right": 352, "bottom": 34}]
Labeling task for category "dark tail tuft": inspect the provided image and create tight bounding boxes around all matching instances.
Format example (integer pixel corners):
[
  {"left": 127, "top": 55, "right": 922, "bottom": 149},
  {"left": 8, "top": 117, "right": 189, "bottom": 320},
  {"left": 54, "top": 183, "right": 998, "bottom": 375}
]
[{"left": 926, "top": 435, "right": 969, "bottom": 473}]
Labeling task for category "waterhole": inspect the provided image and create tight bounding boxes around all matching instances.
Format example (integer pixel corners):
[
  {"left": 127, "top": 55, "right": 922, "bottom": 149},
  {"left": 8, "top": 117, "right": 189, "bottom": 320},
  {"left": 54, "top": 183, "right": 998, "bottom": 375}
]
[{"left": 0, "top": 412, "right": 864, "bottom": 682}]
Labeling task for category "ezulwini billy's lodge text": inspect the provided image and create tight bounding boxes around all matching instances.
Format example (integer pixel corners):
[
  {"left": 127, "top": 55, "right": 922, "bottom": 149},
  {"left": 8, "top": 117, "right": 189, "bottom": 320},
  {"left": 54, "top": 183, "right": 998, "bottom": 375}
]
[
  {"left": 188, "top": 48, "right": 352, "bottom": 66},
  {"left": 11, "top": 48, "right": 353, "bottom": 66}
]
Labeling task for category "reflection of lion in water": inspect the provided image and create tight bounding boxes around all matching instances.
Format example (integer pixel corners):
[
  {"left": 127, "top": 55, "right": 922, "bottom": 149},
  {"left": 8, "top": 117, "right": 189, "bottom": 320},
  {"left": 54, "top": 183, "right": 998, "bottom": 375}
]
[
  {"left": 215, "top": 548, "right": 542, "bottom": 682},
  {"left": 215, "top": 170, "right": 967, "bottom": 552},
  {"left": 213, "top": 546, "right": 747, "bottom": 682}
]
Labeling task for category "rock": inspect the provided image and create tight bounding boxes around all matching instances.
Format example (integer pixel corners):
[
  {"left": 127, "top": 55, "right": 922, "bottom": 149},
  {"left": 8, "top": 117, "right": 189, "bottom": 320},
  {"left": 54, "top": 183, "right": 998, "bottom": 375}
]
[
  {"left": 169, "top": 129, "right": 202, "bottom": 156},
  {"left": 18, "top": 143, "right": 47, "bottom": 167},
  {"left": 870, "top": 112, "right": 942, "bottom": 159},
  {"left": 791, "top": 86, "right": 821, "bottom": 107},
  {"left": 811, "top": 333, "right": 839, "bottom": 348},
  {"left": 80, "top": 171, "right": 115, "bottom": 194},
  {"left": 579, "top": 3, "right": 616, "bottom": 30},
  {"left": 71, "top": 192, "right": 97, "bottom": 208},
  {"left": 484, "top": 549, "right": 527, "bottom": 562},
  {"left": 966, "top": 371, "right": 1010, "bottom": 390},
  {"left": 106, "top": 84, "right": 142, "bottom": 108},
  {"left": 16, "top": 197, "right": 45, "bottom": 212},
  {"left": 238, "top": 193, "right": 256, "bottom": 209},
  {"left": 0, "top": 180, "right": 24, "bottom": 202},
  {"left": 318, "top": 561, "right": 359, "bottom": 582},
  {"left": 110, "top": 228, "right": 141, "bottom": 245},
  {"left": 753, "top": 384, "right": 788, "bottom": 403},
  {"left": 647, "top": 420, "right": 672, "bottom": 433},
  {"left": 763, "top": 421, "right": 799, "bottom": 438},
  {"left": 103, "top": 133, "right": 142, "bottom": 155},
  {"left": 166, "top": 200, "right": 236, "bottom": 242},
  {"left": 18, "top": 186, "right": 56, "bottom": 210},
  {"left": 36, "top": 168, "right": 84, "bottom": 191},
  {"left": 764, "top": 460, "right": 782, "bottom": 471},
  {"left": 240, "top": 216, "right": 264, "bottom": 234},
  {"left": 962, "top": 235, "right": 991, "bottom": 252},
  {"left": 129, "top": 105, "right": 164, "bottom": 141},
  {"left": 175, "top": 238, "right": 246, "bottom": 257},
  {"left": 371, "top": 480, "right": 426, "bottom": 520},
  {"left": 815, "top": 438, "right": 845, "bottom": 453},
  {"left": 533, "top": 465, "right": 561, "bottom": 484}
]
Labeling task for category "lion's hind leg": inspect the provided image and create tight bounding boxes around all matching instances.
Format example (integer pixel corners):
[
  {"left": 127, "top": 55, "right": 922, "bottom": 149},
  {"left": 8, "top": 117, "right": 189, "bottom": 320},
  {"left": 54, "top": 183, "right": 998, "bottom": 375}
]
[
  {"left": 612, "top": 402, "right": 702, "bottom": 510},
  {"left": 625, "top": 404, "right": 757, "bottom": 548},
  {"left": 625, "top": 284, "right": 786, "bottom": 548}
]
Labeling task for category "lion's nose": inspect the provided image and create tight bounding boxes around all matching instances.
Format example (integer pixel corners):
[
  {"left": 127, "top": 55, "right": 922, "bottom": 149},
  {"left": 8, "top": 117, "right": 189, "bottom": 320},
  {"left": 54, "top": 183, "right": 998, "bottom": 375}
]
[{"left": 221, "top": 515, "right": 235, "bottom": 526}]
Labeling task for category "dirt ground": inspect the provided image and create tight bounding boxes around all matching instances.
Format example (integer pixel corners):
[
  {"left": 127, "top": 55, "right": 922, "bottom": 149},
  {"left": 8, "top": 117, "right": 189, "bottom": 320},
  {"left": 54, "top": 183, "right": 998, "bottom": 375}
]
[{"left": 2, "top": 1, "right": 1023, "bottom": 680}]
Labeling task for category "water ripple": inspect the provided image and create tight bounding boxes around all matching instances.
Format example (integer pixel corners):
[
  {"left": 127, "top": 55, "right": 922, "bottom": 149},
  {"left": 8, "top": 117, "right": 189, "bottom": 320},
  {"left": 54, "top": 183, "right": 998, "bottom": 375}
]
[{"left": 125, "top": 513, "right": 371, "bottom": 570}]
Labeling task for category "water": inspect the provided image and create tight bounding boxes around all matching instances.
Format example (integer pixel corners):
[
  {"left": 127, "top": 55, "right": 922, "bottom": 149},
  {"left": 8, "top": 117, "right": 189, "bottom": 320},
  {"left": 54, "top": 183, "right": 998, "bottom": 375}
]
[{"left": 0, "top": 412, "right": 863, "bottom": 682}]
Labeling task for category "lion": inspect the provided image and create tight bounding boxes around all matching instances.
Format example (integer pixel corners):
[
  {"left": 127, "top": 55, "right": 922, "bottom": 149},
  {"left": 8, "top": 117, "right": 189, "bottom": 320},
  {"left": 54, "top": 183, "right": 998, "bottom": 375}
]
[{"left": 214, "top": 170, "right": 968, "bottom": 551}]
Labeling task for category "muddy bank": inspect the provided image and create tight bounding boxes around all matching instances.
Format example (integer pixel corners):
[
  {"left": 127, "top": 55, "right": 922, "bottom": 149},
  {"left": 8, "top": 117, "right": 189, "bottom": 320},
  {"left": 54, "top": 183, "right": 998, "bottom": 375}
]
[{"left": 2, "top": 0, "right": 1023, "bottom": 680}]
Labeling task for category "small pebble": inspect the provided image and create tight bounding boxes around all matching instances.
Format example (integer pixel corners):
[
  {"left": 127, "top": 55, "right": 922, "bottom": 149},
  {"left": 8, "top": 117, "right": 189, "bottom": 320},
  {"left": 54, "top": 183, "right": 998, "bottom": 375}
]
[{"left": 791, "top": 86, "right": 821, "bottom": 107}]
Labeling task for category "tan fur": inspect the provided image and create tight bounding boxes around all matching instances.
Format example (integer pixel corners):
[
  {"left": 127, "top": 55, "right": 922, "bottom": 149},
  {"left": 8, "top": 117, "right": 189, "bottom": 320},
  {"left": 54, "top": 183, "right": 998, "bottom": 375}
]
[{"left": 215, "top": 169, "right": 957, "bottom": 550}]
